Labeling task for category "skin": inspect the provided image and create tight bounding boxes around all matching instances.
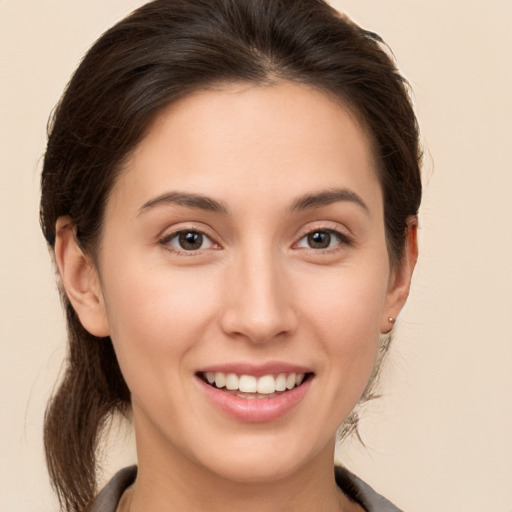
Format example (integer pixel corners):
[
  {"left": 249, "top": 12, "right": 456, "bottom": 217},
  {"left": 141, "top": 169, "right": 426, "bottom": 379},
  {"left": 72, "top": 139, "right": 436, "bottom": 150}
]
[{"left": 55, "top": 82, "right": 417, "bottom": 512}]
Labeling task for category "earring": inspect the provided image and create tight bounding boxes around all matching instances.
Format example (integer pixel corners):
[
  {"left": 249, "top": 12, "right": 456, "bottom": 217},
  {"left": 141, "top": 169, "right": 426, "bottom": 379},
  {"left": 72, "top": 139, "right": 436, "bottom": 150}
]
[{"left": 382, "top": 317, "right": 396, "bottom": 335}]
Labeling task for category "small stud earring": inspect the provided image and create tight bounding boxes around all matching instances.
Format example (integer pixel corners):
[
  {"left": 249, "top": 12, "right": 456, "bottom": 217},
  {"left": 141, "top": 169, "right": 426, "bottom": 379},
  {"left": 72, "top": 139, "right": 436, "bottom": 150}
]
[{"left": 388, "top": 317, "right": 395, "bottom": 324}]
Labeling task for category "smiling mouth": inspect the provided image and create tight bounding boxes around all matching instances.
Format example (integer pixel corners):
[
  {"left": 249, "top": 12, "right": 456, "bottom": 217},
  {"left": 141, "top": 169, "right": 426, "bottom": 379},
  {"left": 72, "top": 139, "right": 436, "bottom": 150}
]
[{"left": 198, "top": 371, "right": 314, "bottom": 399}]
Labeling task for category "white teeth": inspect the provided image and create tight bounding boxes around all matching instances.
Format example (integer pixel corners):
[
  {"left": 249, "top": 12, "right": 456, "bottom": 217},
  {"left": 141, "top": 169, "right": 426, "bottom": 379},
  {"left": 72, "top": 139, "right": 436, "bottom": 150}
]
[
  {"left": 214, "top": 372, "right": 226, "bottom": 388},
  {"left": 286, "top": 373, "right": 296, "bottom": 390},
  {"left": 275, "top": 374, "right": 287, "bottom": 391},
  {"left": 204, "top": 372, "right": 307, "bottom": 395},
  {"left": 257, "top": 375, "right": 276, "bottom": 394},
  {"left": 239, "top": 375, "right": 257, "bottom": 393},
  {"left": 225, "top": 373, "right": 239, "bottom": 390}
]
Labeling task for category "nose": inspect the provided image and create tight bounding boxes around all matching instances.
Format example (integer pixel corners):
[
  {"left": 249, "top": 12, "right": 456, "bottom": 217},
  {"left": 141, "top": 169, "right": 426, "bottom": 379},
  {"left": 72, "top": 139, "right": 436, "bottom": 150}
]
[{"left": 219, "top": 245, "right": 297, "bottom": 344}]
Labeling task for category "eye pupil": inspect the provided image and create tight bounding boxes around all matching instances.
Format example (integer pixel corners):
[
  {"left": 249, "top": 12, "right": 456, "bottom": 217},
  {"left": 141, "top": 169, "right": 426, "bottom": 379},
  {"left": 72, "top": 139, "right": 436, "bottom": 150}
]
[
  {"left": 308, "top": 231, "right": 331, "bottom": 249},
  {"left": 179, "top": 231, "right": 203, "bottom": 250}
]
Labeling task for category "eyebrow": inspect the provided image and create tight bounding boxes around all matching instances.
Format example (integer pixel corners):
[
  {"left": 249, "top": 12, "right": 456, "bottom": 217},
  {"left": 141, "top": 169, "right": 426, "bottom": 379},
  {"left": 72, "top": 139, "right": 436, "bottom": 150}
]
[
  {"left": 138, "top": 191, "right": 229, "bottom": 216},
  {"left": 138, "top": 187, "right": 369, "bottom": 217},
  {"left": 289, "top": 188, "right": 370, "bottom": 214}
]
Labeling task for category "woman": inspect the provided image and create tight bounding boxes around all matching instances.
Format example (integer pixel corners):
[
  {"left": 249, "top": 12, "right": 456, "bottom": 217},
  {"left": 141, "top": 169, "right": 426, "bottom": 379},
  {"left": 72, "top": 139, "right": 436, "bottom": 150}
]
[{"left": 40, "top": 0, "right": 421, "bottom": 511}]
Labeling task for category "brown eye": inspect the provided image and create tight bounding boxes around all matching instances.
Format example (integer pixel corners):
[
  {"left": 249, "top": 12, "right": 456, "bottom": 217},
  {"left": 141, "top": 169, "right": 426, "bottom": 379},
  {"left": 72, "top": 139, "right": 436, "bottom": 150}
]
[
  {"left": 296, "top": 229, "right": 347, "bottom": 250},
  {"left": 164, "top": 230, "right": 213, "bottom": 251},
  {"left": 307, "top": 231, "right": 332, "bottom": 249},
  {"left": 179, "top": 231, "right": 203, "bottom": 250}
]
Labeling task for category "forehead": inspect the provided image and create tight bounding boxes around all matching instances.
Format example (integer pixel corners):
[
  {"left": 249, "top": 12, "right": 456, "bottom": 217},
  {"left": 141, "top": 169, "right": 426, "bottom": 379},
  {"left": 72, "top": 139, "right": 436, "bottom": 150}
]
[{"left": 111, "top": 82, "right": 382, "bottom": 214}]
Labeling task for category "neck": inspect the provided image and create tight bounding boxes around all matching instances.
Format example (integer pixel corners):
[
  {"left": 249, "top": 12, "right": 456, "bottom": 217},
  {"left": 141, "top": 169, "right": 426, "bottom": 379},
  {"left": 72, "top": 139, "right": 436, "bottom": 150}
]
[{"left": 124, "top": 433, "right": 355, "bottom": 512}]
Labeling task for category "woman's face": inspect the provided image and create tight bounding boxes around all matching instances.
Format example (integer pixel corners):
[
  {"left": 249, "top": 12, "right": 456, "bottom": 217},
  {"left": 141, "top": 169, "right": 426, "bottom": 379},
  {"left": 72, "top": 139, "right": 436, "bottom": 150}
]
[{"left": 87, "top": 82, "right": 413, "bottom": 483}]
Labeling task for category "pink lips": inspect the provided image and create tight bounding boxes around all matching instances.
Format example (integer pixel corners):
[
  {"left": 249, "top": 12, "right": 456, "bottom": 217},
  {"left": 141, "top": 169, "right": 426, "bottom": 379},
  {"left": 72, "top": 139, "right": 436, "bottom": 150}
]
[{"left": 195, "top": 362, "right": 313, "bottom": 423}]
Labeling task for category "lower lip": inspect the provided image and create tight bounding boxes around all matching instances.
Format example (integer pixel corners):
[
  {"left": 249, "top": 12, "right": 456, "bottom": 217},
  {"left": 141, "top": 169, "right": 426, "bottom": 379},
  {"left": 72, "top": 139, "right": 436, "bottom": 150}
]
[{"left": 196, "top": 376, "right": 312, "bottom": 423}]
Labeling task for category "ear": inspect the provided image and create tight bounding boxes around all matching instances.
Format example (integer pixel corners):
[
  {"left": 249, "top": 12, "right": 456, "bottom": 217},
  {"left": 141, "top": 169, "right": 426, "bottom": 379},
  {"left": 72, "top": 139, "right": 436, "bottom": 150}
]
[
  {"left": 381, "top": 217, "right": 419, "bottom": 333},
  {"left": 54, "top": 217, "right": 110, "bottom": 337}
]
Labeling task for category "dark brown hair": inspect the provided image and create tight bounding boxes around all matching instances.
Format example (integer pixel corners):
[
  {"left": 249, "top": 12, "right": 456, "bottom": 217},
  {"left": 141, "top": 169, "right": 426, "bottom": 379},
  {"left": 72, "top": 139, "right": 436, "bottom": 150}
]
[{"left": 40, "top": 0, "right": 422, "bottom": 510}]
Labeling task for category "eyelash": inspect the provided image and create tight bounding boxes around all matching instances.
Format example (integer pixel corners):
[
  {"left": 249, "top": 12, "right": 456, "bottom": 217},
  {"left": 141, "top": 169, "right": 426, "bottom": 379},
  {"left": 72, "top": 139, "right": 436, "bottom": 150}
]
[{"left": 159, "top": 227, "right": 352, "bottom": 255}]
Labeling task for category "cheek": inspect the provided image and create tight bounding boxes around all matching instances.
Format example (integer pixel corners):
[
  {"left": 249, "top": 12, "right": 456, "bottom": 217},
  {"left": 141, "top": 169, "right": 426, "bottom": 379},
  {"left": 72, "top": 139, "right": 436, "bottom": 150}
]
[
  {"left": 301, "top": 263, "right": 388, "bottom": 336},
  {"left": 101, "top": 266, "right": 219, "bottom": 385},
  {"left": 297, "top": 263, "right": 389, "bottom": 389}
]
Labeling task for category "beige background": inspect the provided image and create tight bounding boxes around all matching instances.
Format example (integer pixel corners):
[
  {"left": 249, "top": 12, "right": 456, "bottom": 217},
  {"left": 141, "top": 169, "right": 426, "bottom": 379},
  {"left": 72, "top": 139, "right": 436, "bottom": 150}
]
[{"left": 1, "top": 1, "right": 511, "bottom": 511}]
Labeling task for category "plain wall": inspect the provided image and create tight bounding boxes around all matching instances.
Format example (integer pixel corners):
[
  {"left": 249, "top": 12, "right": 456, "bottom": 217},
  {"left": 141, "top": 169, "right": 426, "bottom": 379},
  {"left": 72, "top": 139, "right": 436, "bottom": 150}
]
[{"left": 1, "top": 1, "right": 511, "bottom": 511}]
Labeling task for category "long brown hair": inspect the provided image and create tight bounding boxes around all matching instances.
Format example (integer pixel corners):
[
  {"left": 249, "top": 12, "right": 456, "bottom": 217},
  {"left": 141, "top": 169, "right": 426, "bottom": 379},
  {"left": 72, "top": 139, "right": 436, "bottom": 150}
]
[{"left": 40, "top": 0, "right": 422, "bottom": 510}]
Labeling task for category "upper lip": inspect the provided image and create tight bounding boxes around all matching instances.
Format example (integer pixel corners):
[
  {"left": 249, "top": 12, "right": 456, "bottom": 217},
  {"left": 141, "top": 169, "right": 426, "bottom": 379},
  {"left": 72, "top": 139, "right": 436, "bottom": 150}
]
[{"left": 196, "top": 361, "right": 313, "bottom": 377}]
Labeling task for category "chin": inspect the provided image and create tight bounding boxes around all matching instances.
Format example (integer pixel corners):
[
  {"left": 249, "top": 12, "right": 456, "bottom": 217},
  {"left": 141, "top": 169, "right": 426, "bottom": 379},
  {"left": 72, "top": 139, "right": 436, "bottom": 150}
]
[
  {"left": 205, "top": 454, "right": 305, "bottom": 484},
  {"left": 193, "top": 429, "right": 331, "bottom": 485}
]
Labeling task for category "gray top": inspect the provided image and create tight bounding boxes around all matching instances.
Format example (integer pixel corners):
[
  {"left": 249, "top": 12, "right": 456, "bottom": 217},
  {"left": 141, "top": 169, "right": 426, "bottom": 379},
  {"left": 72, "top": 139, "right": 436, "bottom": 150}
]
[{"left": 90, "top": 465, "right": 403, "bottom": 512}]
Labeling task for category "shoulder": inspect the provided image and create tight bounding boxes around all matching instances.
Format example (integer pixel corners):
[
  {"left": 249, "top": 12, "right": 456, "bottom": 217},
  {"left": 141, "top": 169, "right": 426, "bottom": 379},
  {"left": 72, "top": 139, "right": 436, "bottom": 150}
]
[
  {"left": 335, "top": 466, "right": 404, "bottom": 512},
  {"left": 89, "top": 466, "right": 137, "bottom": 512}
]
